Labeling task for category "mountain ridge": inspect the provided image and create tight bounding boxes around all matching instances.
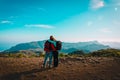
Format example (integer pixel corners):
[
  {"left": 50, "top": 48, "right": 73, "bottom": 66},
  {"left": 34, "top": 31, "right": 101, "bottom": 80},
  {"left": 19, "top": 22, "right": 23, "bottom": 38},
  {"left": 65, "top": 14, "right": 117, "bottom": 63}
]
[
  {"left": 4, "top": 40, "right": 110, "bottom": 53},
  {"left": 101, "top": 42, "right": 120, "bottom": 49}
]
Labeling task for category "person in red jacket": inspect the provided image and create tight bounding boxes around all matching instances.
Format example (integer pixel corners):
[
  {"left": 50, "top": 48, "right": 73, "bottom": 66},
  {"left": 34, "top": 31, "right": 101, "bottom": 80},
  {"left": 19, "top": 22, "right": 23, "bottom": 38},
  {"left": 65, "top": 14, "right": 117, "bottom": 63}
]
[{"left": 42, "top": 36, "right": 56, "bottom": 68}]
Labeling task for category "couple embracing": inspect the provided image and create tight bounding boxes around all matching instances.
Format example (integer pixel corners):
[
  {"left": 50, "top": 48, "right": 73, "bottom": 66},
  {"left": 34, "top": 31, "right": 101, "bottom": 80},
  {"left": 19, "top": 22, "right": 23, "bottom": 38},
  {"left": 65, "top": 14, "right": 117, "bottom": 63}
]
[{"left": 42, "top": 35, "right": 62, "bottom": 68}]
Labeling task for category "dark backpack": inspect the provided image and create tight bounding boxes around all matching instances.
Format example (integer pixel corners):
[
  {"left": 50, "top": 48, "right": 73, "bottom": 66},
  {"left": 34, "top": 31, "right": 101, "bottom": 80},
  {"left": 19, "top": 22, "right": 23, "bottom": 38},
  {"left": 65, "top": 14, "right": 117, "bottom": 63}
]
[
  {"left": 56, "top": 41, "right": 62, "bottom": 50},
  {"left": 44, "top": 41, "right": 52, "bottom": 50}
]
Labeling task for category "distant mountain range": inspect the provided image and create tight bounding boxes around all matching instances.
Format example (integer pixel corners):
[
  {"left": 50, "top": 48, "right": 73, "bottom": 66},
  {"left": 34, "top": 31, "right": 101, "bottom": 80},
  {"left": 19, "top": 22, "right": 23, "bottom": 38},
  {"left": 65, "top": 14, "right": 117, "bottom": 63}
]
[
  {"left": 4, "top": 40, "right": 110, "bottom": 53},
  {"left": 101, "top": 42, "right": 120, "bottom": 49}
]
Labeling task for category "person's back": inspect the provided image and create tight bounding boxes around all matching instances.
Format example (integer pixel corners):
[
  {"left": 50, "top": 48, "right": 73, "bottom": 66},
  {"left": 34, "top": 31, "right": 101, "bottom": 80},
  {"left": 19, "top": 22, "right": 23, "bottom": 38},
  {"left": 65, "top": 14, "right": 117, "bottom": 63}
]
[
  {"left": 53, "top": 41, "right": 62, "bottom": 67},
  {"left": 42, "top": 36, "right": 56, "bottom": 68},
  {"left": 44, "top": 40, "right": 56, "bottom": 52}
]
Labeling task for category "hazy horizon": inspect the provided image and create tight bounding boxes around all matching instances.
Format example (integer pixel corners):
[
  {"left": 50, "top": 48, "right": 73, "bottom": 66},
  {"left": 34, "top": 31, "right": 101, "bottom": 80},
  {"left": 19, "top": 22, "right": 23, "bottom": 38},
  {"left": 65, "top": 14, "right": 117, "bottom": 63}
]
[{"left": 1, "top": 39, "right": 120, "bottom": 52}]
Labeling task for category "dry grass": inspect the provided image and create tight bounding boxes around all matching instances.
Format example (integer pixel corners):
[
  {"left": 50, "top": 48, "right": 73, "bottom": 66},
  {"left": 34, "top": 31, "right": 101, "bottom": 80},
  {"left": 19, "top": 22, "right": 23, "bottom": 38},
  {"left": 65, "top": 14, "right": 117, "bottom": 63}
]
[{"left": 0, "top": 57, "right": 120, "bottom": 80}]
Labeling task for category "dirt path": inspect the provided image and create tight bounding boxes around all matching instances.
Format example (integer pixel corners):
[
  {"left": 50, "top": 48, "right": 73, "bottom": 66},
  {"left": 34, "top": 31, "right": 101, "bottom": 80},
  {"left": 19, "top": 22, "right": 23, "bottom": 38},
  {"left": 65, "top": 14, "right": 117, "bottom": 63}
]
[{"left": 0, "top": 57, "right": 120, "bottom": 80}]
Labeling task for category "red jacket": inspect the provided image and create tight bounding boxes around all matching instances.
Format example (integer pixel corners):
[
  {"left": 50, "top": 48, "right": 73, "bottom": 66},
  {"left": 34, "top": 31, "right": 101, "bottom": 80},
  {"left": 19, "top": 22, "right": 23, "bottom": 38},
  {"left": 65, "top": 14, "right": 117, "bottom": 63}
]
[{"left": 44, "top": 40, "right": 56, "bottom": 52}]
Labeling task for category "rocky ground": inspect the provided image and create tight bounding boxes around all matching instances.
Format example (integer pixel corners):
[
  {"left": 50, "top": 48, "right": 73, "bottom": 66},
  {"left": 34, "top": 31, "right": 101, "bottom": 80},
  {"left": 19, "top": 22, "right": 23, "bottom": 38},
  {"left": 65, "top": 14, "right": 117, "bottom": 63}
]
[{"left": 0, "top": 57, "right": 120, "bottom": 80}]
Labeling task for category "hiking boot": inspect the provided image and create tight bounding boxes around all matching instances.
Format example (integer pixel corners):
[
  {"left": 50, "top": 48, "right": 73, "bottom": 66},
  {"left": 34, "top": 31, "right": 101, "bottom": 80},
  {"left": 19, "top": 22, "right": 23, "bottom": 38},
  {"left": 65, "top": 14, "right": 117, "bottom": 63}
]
[
  {"left": 41, "top": 65, "right": 46, "bottom": 68},
  {"left": 49, "top": 65, "right": 52, "bottom": 68}
]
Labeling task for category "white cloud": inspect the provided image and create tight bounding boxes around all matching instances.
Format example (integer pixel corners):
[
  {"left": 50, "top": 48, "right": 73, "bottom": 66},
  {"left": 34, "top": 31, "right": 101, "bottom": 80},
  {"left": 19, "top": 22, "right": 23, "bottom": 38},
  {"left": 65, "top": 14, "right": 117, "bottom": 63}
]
[
  {"left": 25, "top": 24, "right": 55, "bottom": 29},
  {"left": 87, "top": 21, "right": 93, "bottom": 26},
  {"left": 115, "top": 7, "right": 118, "bottom": 11},
  {"left": 106, "top": 0, "right": 120, "bottom": 7},
  {"left": 100, "top": 28, "right": 112, "bottom": 33},
  {"left": 117, "top": 3, "right": 120, "bottom": 6},
  {"left": 90, "top": 0, "right": 105, "bottom": 10},
  {"left": 113, "top": 20, "right": 120, "bottom": 25},
  {"left": 9, "top": 16, "right": 18, "bottom": 19},
  {"left": 98, "top": 16, "right": 103, "bottom": 20},
  {"left": 111, "top": 0, "right": 120, "bottom": 5},
  {"left": 0, "top": 20, "right": 13, "bottom": 24}
]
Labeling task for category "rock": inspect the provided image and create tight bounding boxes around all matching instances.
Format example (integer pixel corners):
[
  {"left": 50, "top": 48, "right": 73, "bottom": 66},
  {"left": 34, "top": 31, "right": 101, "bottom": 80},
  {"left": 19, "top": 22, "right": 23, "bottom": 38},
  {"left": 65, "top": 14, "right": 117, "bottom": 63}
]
[
  {"left": 86, "top": 71, "right": 92, "bottom": 75},
  {"left": 43, "top": 75, "right": 49, "bottom": 79},
  {"left": 68, "top": 61, "right": 72, "bottom": 65},
  {"left": 84, "top": 64, "right": 88, "bottom": 67},
  {"left": 94, "top": 60, "right": 100, "bottom": 64},
  {"left": 117, "top": 73, "right": 120, "bottom": 77},
  {"left": 113, "top": 77, "right": 120, "bottom": 80}
]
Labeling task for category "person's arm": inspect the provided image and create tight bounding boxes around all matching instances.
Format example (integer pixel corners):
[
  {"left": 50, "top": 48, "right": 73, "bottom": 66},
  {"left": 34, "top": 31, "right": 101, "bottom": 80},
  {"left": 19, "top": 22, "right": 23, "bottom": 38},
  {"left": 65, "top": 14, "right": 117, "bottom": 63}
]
[
  {"left": 48, "top": 40, "right": 56, "bottom": 47},
  {"left": 44, "top": 41, "right": 50, "bottom": 52}
]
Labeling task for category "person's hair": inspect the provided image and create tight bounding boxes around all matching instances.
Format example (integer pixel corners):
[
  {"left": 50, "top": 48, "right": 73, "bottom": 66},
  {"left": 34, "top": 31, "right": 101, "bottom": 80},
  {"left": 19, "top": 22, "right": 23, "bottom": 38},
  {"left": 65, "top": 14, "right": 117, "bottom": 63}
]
[{"left": 50, "top": 35, "right": 56, "bottom": 41}]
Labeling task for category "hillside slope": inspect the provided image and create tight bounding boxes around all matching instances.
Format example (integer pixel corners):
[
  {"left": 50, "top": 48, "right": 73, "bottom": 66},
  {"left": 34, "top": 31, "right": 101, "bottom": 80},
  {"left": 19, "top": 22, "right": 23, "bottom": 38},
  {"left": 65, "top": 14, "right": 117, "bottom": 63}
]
[{"left": 0, "top": 57, "right": 120, "bottom": 80}]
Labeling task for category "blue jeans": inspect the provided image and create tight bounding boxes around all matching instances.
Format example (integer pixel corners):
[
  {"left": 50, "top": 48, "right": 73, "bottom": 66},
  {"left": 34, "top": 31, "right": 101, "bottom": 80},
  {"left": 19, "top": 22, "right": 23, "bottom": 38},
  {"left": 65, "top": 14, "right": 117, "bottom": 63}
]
[{"left": 43, "top": 52, "right": 53, "bottom": 67}]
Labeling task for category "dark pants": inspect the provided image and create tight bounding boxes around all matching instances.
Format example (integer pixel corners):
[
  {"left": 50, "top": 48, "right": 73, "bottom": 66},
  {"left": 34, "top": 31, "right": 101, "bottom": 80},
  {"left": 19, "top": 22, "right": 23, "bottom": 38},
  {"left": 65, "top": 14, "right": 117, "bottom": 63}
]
[{"left": 53, "top": 51, "right": 59, "bottom": 67}]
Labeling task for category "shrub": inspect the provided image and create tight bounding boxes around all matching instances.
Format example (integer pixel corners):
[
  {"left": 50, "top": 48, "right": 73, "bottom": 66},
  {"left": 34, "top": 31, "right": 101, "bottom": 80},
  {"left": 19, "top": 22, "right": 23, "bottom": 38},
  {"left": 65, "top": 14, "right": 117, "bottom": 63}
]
[
  {"left": 68, "top": 50, "right": 85, "bottom": 56},
  {"left": 16, "top": 53, "right": 27, "bottom": 58},
  {"left": 59, "top": 53, "right": 68, "bottom": 57},
  {"left": 90, "top": 49, "right": 120, "bottom": 57},
  {"left": 39, "top": 53, "right": 45, "bottom": 57}
]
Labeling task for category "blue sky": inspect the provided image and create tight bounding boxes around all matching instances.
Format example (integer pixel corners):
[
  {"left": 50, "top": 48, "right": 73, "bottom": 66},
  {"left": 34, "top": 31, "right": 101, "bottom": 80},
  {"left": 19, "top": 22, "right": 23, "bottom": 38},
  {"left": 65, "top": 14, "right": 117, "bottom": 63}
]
[{"left": 0, "top": 0, "right": 120, "bottom": 50}]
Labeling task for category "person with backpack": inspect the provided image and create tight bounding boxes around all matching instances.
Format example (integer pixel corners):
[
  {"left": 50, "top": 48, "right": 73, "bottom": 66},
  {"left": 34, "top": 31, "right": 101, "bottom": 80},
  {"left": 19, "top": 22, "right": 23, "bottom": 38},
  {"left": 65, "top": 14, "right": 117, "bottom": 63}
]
[
  {"left": 53, "top": 40, "right": 62, "bottom": 67},
  {"left": 42, "top": 36, "right": 56, "bottom": 68}
]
